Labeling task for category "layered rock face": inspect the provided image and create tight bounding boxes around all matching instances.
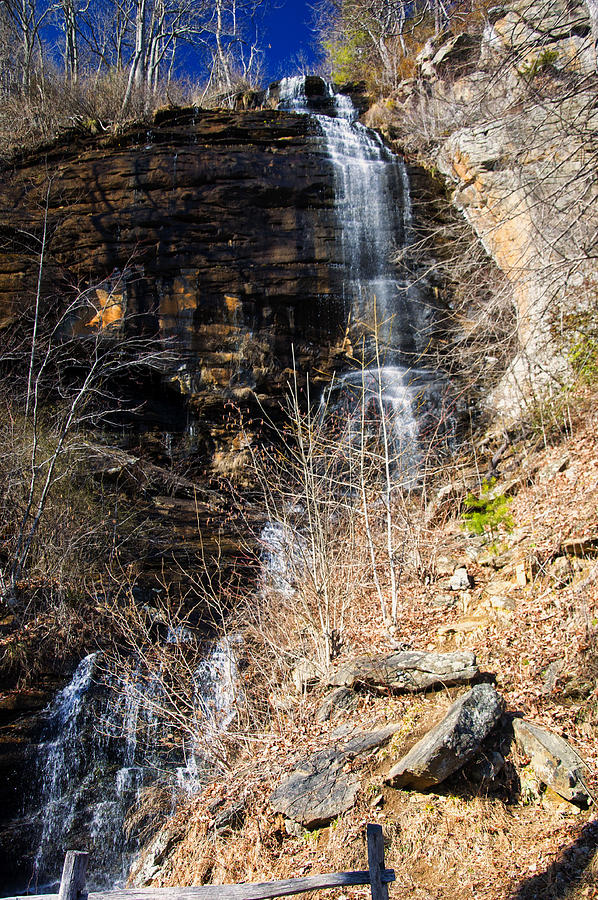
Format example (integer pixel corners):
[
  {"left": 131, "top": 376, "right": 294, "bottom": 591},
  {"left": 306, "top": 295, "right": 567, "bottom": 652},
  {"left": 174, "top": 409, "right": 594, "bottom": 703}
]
[
  {"left": 437, "top": 0, "right": 598, "bottom": 414},
  {"left": 373, "top": 0, "right": 598, "bottom": 416},
  {"left": 0, "top": 107, "right": 349, "bottom": 465}
]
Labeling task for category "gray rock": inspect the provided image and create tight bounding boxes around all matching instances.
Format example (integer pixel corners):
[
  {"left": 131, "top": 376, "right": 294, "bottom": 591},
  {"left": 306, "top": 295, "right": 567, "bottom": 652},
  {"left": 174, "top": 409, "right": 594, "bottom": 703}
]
[
  {"left": 316, "top": 686, "right": 359, "bottom": 723},
  {"left": 450, "top": 567, "right": 475, "bottom": 590},
  {"left": 213, "top": 800, "right": 246, "bottom": 834},
  {"left": 129, "top": 824, "right": 182, "bottom": 886},
  {"left": 466, "top": 750, "right": 505, "bottom": 784},
  {"left": 329, "top": 650, "right": 478, "bottom": 692},
  {"left": 270, "top": 726, "right": 398, "bottom": 827},
  {"left": 541, "top": 659, "right": 564, "bottom": 694},
  {"left": 538, "top": 454, "right": 570, "bottom": 482},
  {"left": 385, "top": 684, "right": 504, "bottom": 789},
  {"left": 512, "top": 718, "right": 593, "bottom": 806},
  {"left": 549, "top": 556, "right": 574, "bottom": 588},
  {"left": 343, "top": 724, "right": 400, "bottom": 756},
  {"left": 270, "top": 747, "right": 356, "bottom": 829},
  {"left": 292, "top": 658, "right": 321, "bottom": 692}
]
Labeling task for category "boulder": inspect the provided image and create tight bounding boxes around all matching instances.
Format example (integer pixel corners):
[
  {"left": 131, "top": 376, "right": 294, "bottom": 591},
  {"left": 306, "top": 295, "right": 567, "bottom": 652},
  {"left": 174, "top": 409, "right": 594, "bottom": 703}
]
[
  {"left": 270, "top": 725, "right": 398, "bottom": 827},
  {"left": 270, "top": 748, "right": 355, "bottom": 828},
  {"left": 213, "top": 800, "right": 246, "bottom": 834},
  {"left": 329, "top": 650, "right": 479, "bottom": 692},
  {"left": 129, "top": 823, "right": 182, "bottom": 886},
  {"left": 385, "top": 684, "right": 504, "bottom": 789},
  {"left": 537, "top": 454, "right": 570, "bottom": 482},
  {"left": 450, "top": 567, "right": 475, "bottom": 590},
  {"left": 292, "top": 659, "right": 321, "bottom": 692},
  {"left": 512, "top": 718, "right": 593, "bottom": 806},
  {"left": 465, "top": 750, "right": 505, "bottom": 784},
  {"left": 316, "top": 687, "right": 359, "bottom": 723}
]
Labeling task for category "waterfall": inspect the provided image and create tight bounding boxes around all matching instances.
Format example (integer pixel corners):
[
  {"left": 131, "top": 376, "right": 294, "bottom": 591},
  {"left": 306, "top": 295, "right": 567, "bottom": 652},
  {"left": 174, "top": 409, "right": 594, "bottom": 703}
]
[
  {"left": 32, "top": 654, "right": 99, "bottom": 889},
  {"left": 276, "top": 76, "right": 422, "bottom": 360},
  {"left": 259, "top": 520, "right": 308, "bottom": 598},
  {"left": 326, "top": 367, "right": 422, "bottom": 484},
  {"left": 275, "top": 76, "right": 452, "bottom": 476},
  {"left": 28, "top": 643, "right": 238, "bottom": 892},
  {"left": 29, "top": 654, "right": 158, "bottom": 891}
]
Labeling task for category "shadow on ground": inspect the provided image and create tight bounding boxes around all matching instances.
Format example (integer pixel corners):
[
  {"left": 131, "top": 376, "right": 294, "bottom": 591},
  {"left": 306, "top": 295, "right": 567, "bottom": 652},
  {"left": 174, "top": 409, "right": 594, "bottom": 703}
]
[{"left": 512, "top": 818, "right": 598, "bottom": 899}]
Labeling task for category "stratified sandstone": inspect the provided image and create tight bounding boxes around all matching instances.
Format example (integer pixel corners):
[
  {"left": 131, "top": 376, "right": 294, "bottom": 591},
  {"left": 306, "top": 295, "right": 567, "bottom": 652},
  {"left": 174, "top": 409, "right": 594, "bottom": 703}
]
[{"left": 0, "top": 107, "right": 347, "bottom": 467}]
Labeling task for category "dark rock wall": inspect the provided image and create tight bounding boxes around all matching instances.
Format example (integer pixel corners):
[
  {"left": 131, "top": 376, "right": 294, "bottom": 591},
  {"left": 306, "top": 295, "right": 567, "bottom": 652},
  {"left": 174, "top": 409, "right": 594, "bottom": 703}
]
[{"left": 0, "top": 107, "right": 348, "bottom": 465}]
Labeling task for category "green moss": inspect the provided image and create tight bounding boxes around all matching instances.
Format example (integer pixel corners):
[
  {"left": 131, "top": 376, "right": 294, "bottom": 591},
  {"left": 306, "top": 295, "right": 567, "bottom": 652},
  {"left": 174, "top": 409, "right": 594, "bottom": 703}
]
[{"left": 518, "top": 48, "right": 559, "bottom": 77}]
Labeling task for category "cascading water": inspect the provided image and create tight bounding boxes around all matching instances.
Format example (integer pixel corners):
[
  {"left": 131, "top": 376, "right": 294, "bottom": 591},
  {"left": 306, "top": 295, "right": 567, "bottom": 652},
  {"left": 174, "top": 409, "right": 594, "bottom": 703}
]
[
  {"left": 29, "top": 654, "right": 163, "bottom": 891},
  {"left": 275, "top": 76, "right": 451, "bottom": 476},
  {"left": 276, "top": 76, "right": 425, "bottom": 361},
  {"left": 31, "top": 654, "right": 100, "bottom": 889},
  {"left": 26, "top": 642, "right": 238, "bottom": 892}
]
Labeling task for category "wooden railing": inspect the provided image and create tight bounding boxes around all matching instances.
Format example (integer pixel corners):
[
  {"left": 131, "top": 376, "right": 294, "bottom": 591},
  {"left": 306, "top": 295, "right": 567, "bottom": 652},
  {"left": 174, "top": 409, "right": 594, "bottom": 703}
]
[{"left": 13, "top": 824, "right": 394, "bottom": 900}]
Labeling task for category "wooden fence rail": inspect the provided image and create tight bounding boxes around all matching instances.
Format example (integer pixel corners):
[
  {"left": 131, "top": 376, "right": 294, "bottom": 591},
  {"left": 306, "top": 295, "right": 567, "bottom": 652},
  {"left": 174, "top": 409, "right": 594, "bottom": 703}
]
[{"left": 11, "top": 824, "right": 394, "bottom": 900}]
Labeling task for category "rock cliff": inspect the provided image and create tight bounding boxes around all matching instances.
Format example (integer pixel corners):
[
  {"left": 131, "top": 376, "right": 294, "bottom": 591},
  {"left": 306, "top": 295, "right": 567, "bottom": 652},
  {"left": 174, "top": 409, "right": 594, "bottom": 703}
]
[
  {"left": 0, "top": 106, "right": 351, "bottom": 469},
  {"left": 370, "top": 0, "right": 598, "bottom": 416}
]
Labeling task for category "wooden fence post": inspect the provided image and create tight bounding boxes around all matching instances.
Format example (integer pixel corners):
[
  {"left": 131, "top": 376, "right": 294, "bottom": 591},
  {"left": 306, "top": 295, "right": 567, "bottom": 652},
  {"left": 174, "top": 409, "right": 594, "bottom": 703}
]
[
  {"left": 58, "top": 851, "right": 89, "bottom": 900},
  {"left": 367, "top": 823, "right": 389, "bottom": 900}
]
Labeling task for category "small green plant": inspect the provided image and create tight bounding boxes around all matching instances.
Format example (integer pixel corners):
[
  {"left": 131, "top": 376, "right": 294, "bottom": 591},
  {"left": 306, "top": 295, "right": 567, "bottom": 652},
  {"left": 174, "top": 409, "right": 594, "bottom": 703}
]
[
  {"left": 518, "top": 48, "right": 559, "bottom": 77},
  {"left": 569, "top": 331, "right": 598, "bottom": 383},
  {"left": 462, "top": 479, "right": 514, "bottom": 543},
  {"left": 302, "top": 827, "right": 322, "bottom": 845}
]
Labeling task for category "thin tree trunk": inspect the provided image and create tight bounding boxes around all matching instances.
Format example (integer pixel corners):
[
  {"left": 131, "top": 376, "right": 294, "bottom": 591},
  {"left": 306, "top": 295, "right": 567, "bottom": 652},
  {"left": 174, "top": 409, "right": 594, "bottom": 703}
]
[{"left": 122, "top": 0, "right": 148, "bottom": 112}]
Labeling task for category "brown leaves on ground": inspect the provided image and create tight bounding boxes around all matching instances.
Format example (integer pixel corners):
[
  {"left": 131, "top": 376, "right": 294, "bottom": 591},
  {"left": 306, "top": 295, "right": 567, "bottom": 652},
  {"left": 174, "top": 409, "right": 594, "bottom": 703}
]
[{"left": 135, "top": 388, "right": 598, "bottom": 900}]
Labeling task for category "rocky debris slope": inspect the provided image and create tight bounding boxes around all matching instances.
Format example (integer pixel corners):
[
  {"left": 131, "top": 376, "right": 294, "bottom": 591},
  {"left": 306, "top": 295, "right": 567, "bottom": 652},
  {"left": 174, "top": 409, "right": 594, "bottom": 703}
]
[{"left": 270, "top": 673, "right": 592, "bottom": 829}]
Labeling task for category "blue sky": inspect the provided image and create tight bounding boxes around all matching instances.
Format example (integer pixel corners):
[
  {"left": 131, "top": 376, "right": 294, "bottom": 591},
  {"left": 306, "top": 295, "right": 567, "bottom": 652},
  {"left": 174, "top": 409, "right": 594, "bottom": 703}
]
[{"left": 262, "top": 0, "right": 320, "bottom": 81}]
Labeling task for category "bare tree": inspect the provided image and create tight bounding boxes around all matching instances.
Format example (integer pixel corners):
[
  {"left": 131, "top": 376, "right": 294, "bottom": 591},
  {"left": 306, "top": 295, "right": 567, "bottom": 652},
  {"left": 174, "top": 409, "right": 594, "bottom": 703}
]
[{"left": 2, "top": 0, "right": 51, "bottom": 91}]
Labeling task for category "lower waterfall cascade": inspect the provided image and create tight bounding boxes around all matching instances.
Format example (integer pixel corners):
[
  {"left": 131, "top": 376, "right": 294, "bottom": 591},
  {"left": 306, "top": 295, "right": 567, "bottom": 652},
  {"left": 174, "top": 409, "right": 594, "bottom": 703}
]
[{"left": 21, "top": 643, "right": 237, "bottom": 893}]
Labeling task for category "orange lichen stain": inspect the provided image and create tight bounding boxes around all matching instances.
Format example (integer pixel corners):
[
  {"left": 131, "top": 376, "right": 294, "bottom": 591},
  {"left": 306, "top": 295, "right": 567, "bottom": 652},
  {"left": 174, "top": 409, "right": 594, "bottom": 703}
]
[
  {"left": 161, "top": 291, "right": 197, "bottom": 316},
  {"left": 87, "top": 289, "right": 124, "bottom": 330},
  {"left": 172, "top": 277, "right": 198, "bottom": 304},
  {"left": 224, "top": 295, "right": 241, "bottom": 320}
]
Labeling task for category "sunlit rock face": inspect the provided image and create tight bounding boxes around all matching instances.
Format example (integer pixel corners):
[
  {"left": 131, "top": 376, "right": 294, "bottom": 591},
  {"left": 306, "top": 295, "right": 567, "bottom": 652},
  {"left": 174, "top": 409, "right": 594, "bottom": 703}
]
[
  {"left": 365, "top": 0, "right": 598, "bottom": 418},
  {"left": 430, "top": 0, "right": 598, "bottom": 415}
]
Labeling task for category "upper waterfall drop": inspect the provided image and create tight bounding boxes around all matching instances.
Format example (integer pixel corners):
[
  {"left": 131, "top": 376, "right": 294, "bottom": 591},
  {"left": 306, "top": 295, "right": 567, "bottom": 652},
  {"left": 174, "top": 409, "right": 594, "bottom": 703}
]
[
  {"left": 272, "top": 76, "right": 455, "bottom": 476},
  {"left": 275, "top": 75, "right": 421, "bottom": 362}
]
